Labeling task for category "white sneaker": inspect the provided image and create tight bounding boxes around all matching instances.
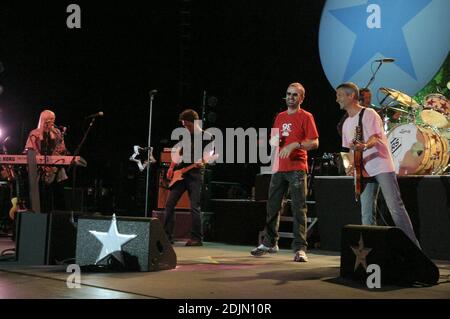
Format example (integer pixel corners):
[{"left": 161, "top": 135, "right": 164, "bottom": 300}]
[
  {"left": 294, "top": 250, "right": 308, "bottom": 262},
  {"left": 251, "top": 244, "right": 279, "bottom": 256}
]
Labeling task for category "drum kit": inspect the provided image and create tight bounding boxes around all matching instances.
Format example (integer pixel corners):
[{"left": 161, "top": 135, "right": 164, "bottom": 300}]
[{"left": 376, "top": 87, "right": 450, "bottom": 175}]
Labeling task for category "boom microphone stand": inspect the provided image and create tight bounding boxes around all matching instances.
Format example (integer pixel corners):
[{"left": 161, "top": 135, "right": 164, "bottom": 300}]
[
  {"left": 144, "top": 90, "right": 157, "bottom": 217},
  {"left": 68, "top": 115, "right": 101, "bottom": 224}
]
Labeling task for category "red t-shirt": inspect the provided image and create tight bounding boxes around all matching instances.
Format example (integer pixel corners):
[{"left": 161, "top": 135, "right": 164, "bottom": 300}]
[{"left": 272, "top": 108, "right": 319, "bottom": 172}]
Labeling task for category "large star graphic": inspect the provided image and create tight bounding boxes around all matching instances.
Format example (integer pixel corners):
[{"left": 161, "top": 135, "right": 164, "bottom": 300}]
[
  {"left": 89, "top": 214, "right": 137, "bottom": 265},
  {"left": 330, "top": 0, "right": 432, "bottom": 81},
  {"left": 351, "top": 234, "right": 373, "bottom": 271}
]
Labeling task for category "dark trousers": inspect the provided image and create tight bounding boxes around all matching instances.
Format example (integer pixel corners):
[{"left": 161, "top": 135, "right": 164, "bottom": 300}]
[
  {"left": 262, "top": 170, "right": 308, "bottom": 252},
  {"left": 164, "top": 173, "right": 203, "bottom": 241}
]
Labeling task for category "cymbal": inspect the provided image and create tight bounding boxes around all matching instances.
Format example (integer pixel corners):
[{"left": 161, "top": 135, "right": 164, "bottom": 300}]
[
  {"left": 387, "top": 106, "right": 410, "bottom": 114},
  {"left": 379, "top": 87, "right": 420, "bottom": 108},
  {"left": 377, "top": 105, "right": 409, "bottom": 114}
]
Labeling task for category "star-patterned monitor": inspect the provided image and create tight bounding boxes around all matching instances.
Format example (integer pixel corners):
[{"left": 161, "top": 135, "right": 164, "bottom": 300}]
[
  {"left": 340, "top": 225, "right": 439, "bottom": 286},
  {"left": 75, "top": 214, "right": 176, "bottom": 272}
]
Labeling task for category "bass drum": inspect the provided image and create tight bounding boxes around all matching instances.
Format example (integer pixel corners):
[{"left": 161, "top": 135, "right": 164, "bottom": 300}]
[{"left": 387, "top": 123, "right": 449, "bottom": 175}]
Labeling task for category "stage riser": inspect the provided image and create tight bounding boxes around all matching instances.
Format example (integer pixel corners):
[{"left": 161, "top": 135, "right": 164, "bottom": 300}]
[{"left": 315, "top": 176, "right": 450, "bottom": 260}]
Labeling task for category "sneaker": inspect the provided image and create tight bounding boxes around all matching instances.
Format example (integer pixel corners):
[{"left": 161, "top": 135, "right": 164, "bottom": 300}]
[
  {"left": 294, "top": 249, "right": 308, "bottom": 262},
  {"left": 185, "top": 239, "right": 203, "bottom": 246},
  {"left": 250, "top": 244, "right": 279, "bottom": 256}
]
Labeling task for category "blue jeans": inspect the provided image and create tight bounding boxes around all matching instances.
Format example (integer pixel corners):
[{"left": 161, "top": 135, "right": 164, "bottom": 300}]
[
  {"left": 262, "top": 170, "right": 308, "bottom": 252},
  {"left": 361, "top": 172, "right": 420, "bottom": 247},
  {"left": 164, "top": 173, "right": 203, "bottom": 242}
]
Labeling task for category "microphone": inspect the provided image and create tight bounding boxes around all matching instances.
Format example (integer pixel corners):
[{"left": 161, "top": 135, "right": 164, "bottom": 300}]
[
  {"left": 150, "top": 89, "right": 158, "bottom": 95},
  {"left": 85, "top": 111, "right": 104, "bottom": 119},
  {"left": 374, "top": 58, "right": 395, "bottom": 63},
  {"left": 57, "top": 125, "right": 67, "bottom": 134}
]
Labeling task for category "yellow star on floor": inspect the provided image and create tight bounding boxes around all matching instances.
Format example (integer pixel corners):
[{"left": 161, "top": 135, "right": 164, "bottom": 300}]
[{"left": 351, "top": 234, "right": 372, "bottom": 271}]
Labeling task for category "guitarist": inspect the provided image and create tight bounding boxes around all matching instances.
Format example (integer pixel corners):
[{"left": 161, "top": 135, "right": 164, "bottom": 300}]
[
  {"left": 24, "top": 109, "right": 68, "bottom": 213},
  {"left": 163, "top": 109, "right": 214, "bottom": 247},
  {"left": 336, "top": 82, "right": 419, "bottom": 247}
]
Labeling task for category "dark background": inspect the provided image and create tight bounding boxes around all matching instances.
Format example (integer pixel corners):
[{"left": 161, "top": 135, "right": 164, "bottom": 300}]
[{"left": 0, "top": 0, "right": 344, "bottom": 214}]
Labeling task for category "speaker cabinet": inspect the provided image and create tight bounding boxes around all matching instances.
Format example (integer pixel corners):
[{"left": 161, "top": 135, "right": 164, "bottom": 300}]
[
  {"left": 152, "top": 210, "right": 191, "bottom": 240},
  {"left": 75, "top": 215, "right": 176, "bottom": 272},
  {"left": 12, "top": 211, "right": 80, "bottom": 265},
  {"left": 340, "top": 225, "right": 439, "bottom": 286},
  {"left": 157, "top": 168, "right": 190, "bottom": 209}
]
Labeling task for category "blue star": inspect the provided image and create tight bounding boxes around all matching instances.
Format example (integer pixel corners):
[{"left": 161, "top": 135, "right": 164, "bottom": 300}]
[{"left": 330, "top": 0, "right": 432, "bottom": 81}]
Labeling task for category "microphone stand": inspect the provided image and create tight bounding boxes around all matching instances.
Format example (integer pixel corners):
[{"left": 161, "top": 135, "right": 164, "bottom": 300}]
[
  {"left": 68, "top": 116, "right": 98, "bottom": 225},
  {"left": 144, "top": 91, "right": 156, "bottom": 217},
  {"left": 201, "top": 90, "right": 207, "bottom": 126},
  {"left": 363, "top": 61, "right": 383, "bottom": 90},
  {"left": 363, "top": 60, "right": 389, "bottom": 131}
]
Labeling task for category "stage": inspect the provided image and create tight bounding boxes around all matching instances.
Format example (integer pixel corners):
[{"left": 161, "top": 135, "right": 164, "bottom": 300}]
[
  {"left": 314, "top": 175, "right": 450, "bottom": 260},
  {"left": 0, "top": 238, "right": 449, "bottom": 299}
]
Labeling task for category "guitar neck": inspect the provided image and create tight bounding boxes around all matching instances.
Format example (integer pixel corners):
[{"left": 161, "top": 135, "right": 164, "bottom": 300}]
[{"left": 179, "top": 163, "right": 198, "bottom": 174}]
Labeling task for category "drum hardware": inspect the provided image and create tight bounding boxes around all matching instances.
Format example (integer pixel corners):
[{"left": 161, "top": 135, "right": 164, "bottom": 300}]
[
  {"left": 379, "top": 87, "right": 420, "bottom": 109},
  {"left": 429, "top": 153, "right": 440, "bottom": 175}
]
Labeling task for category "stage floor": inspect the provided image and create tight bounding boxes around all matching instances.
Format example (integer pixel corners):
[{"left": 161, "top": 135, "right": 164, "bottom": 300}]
[{"left": 0, "top": 238, "right": 449, "bottom": 299}]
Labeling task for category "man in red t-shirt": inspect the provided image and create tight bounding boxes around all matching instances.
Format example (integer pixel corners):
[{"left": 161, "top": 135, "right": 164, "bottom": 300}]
[{"left": 251, "top": 82, "right": 319, "bottom": 262}]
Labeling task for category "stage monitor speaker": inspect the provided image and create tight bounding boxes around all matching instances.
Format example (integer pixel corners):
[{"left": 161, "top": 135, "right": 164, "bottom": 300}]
[
  {"left": 16, "top": 212, "right": 48, "bottom": 265},
  {"left": 15, "top": 211, "right": 80, "bottom": 265},
  {"left": 340, "top": 225, "right": 439, "bottom": 286},
  {"left": 75, "top": 215, "right": 176, "bottom": 272}
]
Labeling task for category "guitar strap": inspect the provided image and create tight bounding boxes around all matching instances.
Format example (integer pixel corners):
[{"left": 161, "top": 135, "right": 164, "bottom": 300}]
[
  {"left": 357, "top": 108, "right": 369, "bottom": 180},
  {"left": 357, "top": 108, "right": 365, "bottom": 139}
]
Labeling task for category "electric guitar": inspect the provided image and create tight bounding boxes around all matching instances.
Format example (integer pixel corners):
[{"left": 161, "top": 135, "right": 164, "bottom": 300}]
[
  {"left": 9, "top": 169, "right": 28, "bottom": 220},
  {"left": 353, "top": 126, "right": 363, "bottom": 202},
  {"left": 168, "top": 154, "right": 219, "bottom": 188}
]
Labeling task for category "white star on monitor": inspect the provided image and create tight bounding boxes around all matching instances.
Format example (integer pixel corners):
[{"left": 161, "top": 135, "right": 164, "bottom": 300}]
[
  {"left": 89, "top": 214, "right": 137, "bottom": 265},
  {"left": 351, "top": 234, "right": 372, "bottom": 271}
]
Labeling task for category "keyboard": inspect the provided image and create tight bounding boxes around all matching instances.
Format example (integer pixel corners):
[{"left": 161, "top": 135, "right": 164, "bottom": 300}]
[{"left": 0, "top": 155, "right": 87, "bottom": 167}]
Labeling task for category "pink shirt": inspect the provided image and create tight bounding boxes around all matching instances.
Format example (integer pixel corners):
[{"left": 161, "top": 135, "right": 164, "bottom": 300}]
[{"left": 342, "top": 108, "right": 395, "bottom": 176}]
